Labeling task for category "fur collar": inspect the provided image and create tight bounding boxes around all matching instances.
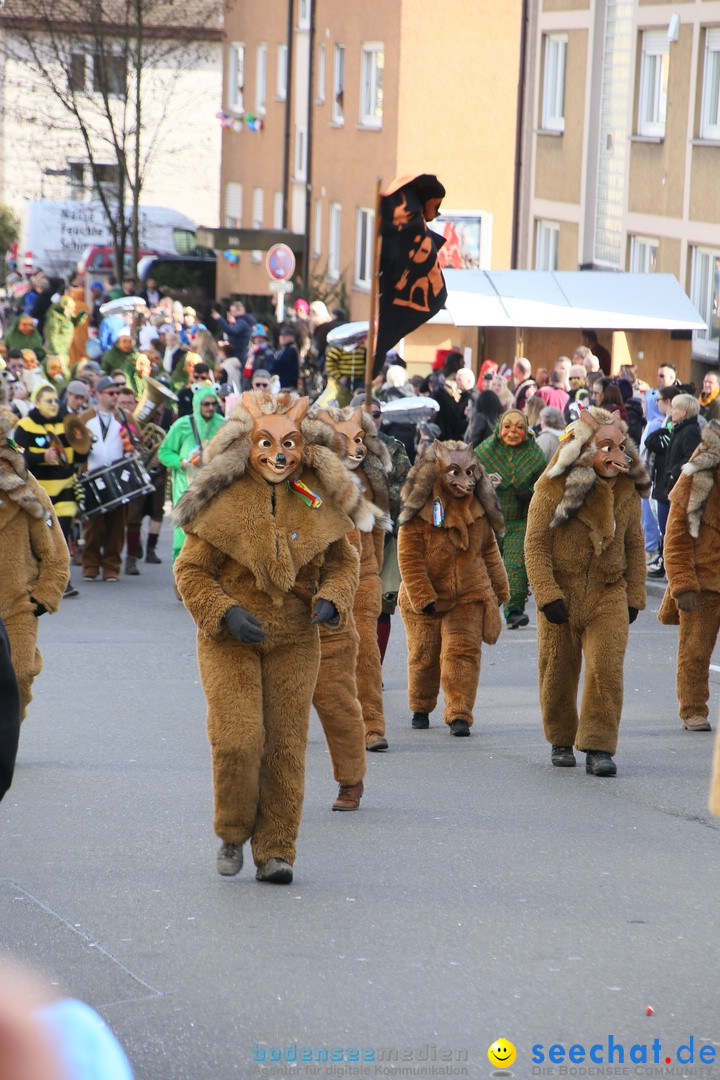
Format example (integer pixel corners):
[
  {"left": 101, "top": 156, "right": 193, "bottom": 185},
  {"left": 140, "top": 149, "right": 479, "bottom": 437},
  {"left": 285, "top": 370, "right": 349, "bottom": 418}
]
[
  {"left": 0, "top": 443, "right": 46, "bottom": 520},
  {"left": 309, "top": 404, "right": 392, "bottom": 516},
  {"left": 677, "top": 419, "right": 720, "bottom": 537},
  {"left": 546, "top": 406, "right": 650, "bottom": 527},
  {"left": 174, "top": 393, "right": 385, "bottom": 533},
  {"left": 398, "top": 440, "right": 505, "bottom": 536}
]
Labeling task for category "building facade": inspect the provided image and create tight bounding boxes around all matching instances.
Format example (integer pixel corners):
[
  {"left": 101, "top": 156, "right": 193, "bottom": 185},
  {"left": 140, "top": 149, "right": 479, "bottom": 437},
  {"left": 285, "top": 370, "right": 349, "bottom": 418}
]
[
  {"left": 518, "top": 0, "right": 720, "bottom": 369},
  {"left": 216, "top": 0, "right": 523, "bottom": 315}
]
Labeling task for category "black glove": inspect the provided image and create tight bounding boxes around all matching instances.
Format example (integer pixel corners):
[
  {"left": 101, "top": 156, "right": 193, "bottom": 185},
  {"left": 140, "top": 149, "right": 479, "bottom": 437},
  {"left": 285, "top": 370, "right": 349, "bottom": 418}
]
[
  {"left": 542, "top": 598, "right": 569, "bottom": 625},
  {"left": 421, "top": 602, "right": 437, "bottom": 616},
  {"left": 628, "top": 606, "right": 639, "bottom": 624},
  {"left": 516, "top": 488, "right": 533, "bottom": 510},
  {"left": 31, "top": 599, "right": 47, "bottom": 618},
  {"left": 311, "top": 599, "right": 339, "bottom": 627},
  {"left": 223, "top": 606, "right": 266, "bottom": 643}
]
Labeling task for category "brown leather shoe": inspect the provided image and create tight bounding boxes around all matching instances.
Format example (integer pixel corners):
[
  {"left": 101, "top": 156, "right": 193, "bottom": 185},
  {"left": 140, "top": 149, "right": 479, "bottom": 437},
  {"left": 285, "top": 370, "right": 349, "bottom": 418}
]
[
  {"left": 332, "top": 780, "right": 364, "bottom": 811},
  {"left": 683, "top": 714, "right": 712, "bottom": 731},
  {"left": 366, "top": 733, "right": 388, "bottom": 751}
]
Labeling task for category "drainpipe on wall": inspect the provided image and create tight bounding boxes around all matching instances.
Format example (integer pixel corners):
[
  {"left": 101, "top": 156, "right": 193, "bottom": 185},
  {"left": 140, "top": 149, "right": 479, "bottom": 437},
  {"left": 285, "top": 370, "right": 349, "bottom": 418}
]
[
  {"left": 302, "top": 2, "right": 315, "bottom": 293},
  {"left": 282, "top": 0, "right": 294, "bottom": 230},
  {"left": 511, "top": 0, "right": 529, "bottom": 269}
]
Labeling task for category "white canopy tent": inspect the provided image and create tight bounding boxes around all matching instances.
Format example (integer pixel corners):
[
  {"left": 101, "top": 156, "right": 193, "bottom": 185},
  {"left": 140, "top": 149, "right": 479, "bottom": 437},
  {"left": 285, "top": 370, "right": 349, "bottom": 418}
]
[{"left": 439, "top": 270, "right": 707, "bottom": 333}]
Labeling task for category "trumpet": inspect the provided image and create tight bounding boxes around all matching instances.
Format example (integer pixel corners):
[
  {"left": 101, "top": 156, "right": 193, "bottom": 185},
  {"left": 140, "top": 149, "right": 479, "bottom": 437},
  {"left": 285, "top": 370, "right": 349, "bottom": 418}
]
[{"left": 133, "top": 376, "right": 178, "bottom": 466}]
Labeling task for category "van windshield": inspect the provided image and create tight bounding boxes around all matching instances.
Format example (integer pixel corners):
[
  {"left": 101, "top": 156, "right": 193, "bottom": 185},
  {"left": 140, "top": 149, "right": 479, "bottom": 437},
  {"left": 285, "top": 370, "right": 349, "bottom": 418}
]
[{"left": 173, "top": 228, "right": 197, "bottom": 255}]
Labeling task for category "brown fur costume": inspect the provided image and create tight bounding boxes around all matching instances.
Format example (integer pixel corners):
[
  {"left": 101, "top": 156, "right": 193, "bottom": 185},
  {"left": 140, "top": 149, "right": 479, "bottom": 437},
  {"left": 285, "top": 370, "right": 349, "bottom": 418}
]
[
  {"left": 658, "top": 421, "right": 720, "bottom": 737},
  {"left": 0, "top": 405, "right": 69, "bottom": 719},
  {"left": 173, "top": 393, "right": 377, "bottom": 869},
  {"left": 524, "top": 408, "right": 649, "bottom": 754},
  {"left": 397, "top": 441, "right": 509, "bottom": 727},
  {"left": 313, "top": 405, "right": 392, "bottom": 748}
]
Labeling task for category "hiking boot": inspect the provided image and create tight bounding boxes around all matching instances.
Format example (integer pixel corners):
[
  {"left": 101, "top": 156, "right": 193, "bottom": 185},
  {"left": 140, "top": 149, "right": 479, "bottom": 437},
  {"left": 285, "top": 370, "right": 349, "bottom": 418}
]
[
  {"left": 585, "top": 750, "right": 617, "bottom": 777},
  {"left": 125, "top": 556, "right": 140, "bottom": 576},
  {"left": 216, "top": 841, "right": 243, "bottom": 876},
  {"left": 507, "top": 611, "right": 530, "bottom": 629},
  {"left": 551, "top": 745, "right": 576, "bottom": 767},
  {"left": 449, "top": 718, "right": 471, "bottom": 737},
  {"left": 683, "top": 714, "right": 712, "bottom": 731},
  {"left": 366, "top": 733, "right": 388, "bottom": 752},
  {"left": 411, "top": 711, "right": 430, "bottom": 729},
  {"left": 256, "top": 858, "right": 293, "bottom": 884},
  {"left": 646, "top": 559, "right": 665, "bottom": 579},
  {"left": 332, "top": 780, "right": 364, "bottom": 811},
  {"left": 145, "top": 549, "right": 162, "bottom": 564}
]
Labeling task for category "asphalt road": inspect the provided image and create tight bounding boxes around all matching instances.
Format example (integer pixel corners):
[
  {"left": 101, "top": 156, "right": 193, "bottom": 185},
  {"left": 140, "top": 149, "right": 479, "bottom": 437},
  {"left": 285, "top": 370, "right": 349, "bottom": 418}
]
[{"left": 1, "top": 538, "right": 719, "bottom": 1080}]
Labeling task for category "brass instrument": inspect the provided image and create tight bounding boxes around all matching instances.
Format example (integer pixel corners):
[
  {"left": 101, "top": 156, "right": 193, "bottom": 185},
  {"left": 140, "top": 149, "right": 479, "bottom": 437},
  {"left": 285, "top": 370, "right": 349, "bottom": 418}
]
[
  {"left": 62, "top": 413, "right": 93, "bottom": 456},
  {"left": 133, "top": 376, "right": 178, "bottom": 466}
]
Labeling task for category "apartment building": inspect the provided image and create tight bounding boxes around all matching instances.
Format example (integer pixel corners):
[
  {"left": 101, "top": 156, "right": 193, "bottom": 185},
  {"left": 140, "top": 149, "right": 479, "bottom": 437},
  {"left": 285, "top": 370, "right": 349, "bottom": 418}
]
[
  {"left": 518, "top": 0, "right": 720, "bottom": 370},
  {"left": 216, "top": 0, "right": 522, "bottom": 315}
]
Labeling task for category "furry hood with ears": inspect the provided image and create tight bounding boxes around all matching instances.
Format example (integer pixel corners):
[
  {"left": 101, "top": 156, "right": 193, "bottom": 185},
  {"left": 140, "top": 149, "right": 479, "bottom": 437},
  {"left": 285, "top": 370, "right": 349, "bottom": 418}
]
[
  {"left": 545, "top": 406, "right": 650, "bottom": 527},
  {"left": 398, "top": 439, "right": 506, "bottom": 536},
  {"left": 173, "top": 391, "right": 385, "bottom": 533},
  {"left": 310, "top": 403, "right": 392, "bottom": 518},
  {"left": 0, "top": 407, "right": 47, "bottom": 520},
  {"left": 677, "top": 418, "right": 720, "bottom": 537}
]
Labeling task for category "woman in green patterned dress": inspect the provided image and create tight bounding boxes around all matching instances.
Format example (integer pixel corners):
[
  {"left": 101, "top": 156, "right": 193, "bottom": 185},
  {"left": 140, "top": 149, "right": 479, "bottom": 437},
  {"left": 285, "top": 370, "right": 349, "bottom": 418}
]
[{"left": 474, "top": 409, "right": 546, "bottom": 628}]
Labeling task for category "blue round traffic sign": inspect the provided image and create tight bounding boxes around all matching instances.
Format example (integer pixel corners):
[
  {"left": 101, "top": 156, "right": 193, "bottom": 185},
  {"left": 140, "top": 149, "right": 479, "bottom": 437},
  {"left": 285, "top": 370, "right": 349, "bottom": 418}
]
[{"left": 266, "top": 243, "right": 296, "bottom": 281}]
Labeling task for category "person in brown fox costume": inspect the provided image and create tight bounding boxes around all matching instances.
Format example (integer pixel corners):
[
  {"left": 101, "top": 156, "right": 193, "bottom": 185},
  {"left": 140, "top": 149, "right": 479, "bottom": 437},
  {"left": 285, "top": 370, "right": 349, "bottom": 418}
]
[
  {"left": 173, "top": 392, "right": 384, "bottom": 884},
  {"left": 314, "top": 405, "right": 392, "bottom": 752},
  {"left": 524, "top": 407, "right": 649, "bottom": 776},
  {"left": 658, "top": 418, "right": 720, "bottom": 733},
  {"left": 396, "top": 440, "right": 509, "bottom": 736}
]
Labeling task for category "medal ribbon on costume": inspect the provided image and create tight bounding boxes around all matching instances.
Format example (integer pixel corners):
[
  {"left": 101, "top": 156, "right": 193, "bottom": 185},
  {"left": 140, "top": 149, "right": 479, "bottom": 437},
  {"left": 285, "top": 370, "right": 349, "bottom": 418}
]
[
  {"left": 288, "top": 478, "right": 323, "bottom": 509},
  {"left": 432, "top": 497, "right": 445, "bottom": 527}
]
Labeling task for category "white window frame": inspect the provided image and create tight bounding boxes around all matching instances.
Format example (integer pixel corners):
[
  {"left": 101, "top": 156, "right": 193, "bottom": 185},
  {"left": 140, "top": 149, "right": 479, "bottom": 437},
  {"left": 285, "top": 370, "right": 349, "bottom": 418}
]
[
  {"left": 355, "top": 208, "right": 375, "bottom": 289},
  {"left": 328, "top": 203, "right": 341, "bottom": 282},
  {"left": 313, "top": 198, "right": 322, "bottom": 258},
  {"left": 225, "top": 181, "right": 243, "bottom": 229},
  {"left": 273, "top": 191, "right": 284, "bottom": 229},
  {"left": 700, "top": 28, "right": 720, "bottom": 141},
  {"left": 316, "top": 43, "right": 326, "bottom": 103},
  {"left": 294, "top": 127, "right": 307, "bottom": 181},
  {"left": 228, "top": 42, "right": 245, "bottom": 114},
  {"left": 256, "top": 43, "right": 267, "bottom": 115},
  {"left": 690, "top": 245, "right": 720, "bottom": 354},
  {"left": 251, "top": 187, "right": 264, "bottom": 263},
  {"left": 541, "top": 34, "right": 567, "bottom": 133},
  {"left": 276, "top": 44, "right": 288, "bottom": 101},
  {"left": 629, "top": 235, "right": 658, "bottom": 273},
  {"left": 360, "top": 43, "right": 384, "bottom": 128},
  {"left": 637, "top": 30, "right": 669, "bottom": 138},
  {"left": 298, "top": 0, "right": 311, "bottom": 30},
  {"left": 535, "top": 220, "right": 559, "bottom": 271},
  {"left": 332, "top": 45, "right": 345, "bottom": 124}
]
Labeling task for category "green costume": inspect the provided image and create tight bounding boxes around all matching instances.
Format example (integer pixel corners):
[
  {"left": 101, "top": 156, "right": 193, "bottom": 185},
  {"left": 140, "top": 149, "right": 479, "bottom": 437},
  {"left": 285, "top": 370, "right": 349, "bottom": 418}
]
[
  {"left": 2, "top": 316, "right": 46, "bottom": 363},
  {"left": 474, "top": 422, "right": 546, "bottom": 619},
  {"left": 44, "top": 300, "right": 87, "bottom": 375},
  {"left": 101, "top": 343, "right": 146, "bottom": 397},
  {"left": 157, "top": 385, "right": 225, "bottom": 562}
]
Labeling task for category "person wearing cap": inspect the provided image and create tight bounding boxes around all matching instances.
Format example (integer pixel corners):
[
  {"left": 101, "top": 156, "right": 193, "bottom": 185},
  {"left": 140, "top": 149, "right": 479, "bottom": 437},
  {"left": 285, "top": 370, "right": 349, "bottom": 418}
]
[
  {"left": 60, "top": 381, "right": 90, "bottom": 417},
  {"left": 269, "top": 325, "right": 300, "bottom": 391},
  {"left": 243, "top": 325, "right": 274, "bottom": 388},
  {"left": 79, "top": 377, "right": 137, "bottom": 582}
]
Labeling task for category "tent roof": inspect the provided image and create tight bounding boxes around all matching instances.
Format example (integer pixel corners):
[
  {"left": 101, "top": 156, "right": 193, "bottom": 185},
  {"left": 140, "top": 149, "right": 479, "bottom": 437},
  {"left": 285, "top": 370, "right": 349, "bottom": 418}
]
[{"left": 440, "top": 270, "right": 706, "bottom": 332}]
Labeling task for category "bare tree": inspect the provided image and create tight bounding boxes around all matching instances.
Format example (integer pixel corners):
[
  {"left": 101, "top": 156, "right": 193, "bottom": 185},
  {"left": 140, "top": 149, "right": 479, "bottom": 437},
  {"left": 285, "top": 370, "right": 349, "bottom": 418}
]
[{"left": 0, "top": 1, "right": 223, "bottom": 278}]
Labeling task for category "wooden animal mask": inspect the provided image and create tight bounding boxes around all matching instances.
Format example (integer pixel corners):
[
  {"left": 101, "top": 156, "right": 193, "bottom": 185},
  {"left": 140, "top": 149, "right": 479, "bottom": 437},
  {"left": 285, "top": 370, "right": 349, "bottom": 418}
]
[
  {"left": 499, "top": 410, "right": 527, "bottom": 446},
  {"left": 586, "top": 411, "right": 630, "bottom": 478},
  {"left": 434, "top": 441, "right": 478, "bottom": 500},
  {"left": 315, "top": 406, "right": 367, "bottom": 470},
  {"left": 244, "top": 392, "right": 309, "bottom": 484}
]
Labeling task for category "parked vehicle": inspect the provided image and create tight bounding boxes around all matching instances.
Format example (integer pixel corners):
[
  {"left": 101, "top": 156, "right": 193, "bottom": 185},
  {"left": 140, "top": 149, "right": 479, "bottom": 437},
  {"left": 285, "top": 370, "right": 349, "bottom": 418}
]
[
  {"left": 16, "top": 200, "right": 197, "bottom": 278},
  {"left": 79, "top": 245, "right": 161, "bottom": 278},
  {"left": 137, "top": 254, "right": 217, "bottom": 315}
]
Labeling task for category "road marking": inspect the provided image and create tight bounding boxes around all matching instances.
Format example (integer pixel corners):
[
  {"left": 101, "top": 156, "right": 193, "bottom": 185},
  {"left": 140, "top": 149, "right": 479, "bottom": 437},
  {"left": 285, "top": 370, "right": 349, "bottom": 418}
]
[{"left": 711, "top": 665, "right": 720, "bottom": 673}]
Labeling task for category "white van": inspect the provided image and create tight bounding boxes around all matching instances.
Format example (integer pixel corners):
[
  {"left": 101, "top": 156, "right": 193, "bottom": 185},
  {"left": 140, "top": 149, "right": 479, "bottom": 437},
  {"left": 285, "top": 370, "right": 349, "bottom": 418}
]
[{"left": 18, "top": 200, "right": 197, "bottom": 278}]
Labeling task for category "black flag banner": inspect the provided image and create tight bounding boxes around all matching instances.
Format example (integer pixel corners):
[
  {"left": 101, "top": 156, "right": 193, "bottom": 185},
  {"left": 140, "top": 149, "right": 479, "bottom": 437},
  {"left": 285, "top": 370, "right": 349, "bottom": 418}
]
[{"left": 375, "top": 173, "right": 447, "bottom": 370}]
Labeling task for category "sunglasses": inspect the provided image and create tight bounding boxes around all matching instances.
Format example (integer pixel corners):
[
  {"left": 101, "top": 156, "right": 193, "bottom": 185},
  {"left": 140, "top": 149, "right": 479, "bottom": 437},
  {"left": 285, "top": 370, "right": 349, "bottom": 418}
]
[
  {"left": 482, "top": 374, "right": 494, "bottom": 380},
  {"left": 102, "top": 389, "right": 119, "bottom": 396},
  {"left": 371, "top": 411, "right": 381, "bottom": 419},
  {"left": 253, "top": 381, "right": 270, "bottom": 389}
]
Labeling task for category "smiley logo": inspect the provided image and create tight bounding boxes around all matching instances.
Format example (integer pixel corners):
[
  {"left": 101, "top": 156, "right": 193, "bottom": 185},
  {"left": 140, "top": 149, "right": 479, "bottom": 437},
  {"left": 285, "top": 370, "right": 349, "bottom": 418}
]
[{"left": 488, "top": 1039, "right": 516, "bottom": 1069}]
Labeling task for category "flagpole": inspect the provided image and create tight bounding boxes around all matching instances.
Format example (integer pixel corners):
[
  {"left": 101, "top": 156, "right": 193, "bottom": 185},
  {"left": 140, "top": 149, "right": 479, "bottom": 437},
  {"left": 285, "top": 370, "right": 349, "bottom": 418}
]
[{"left": 365, "top": 177, "right": 383, "bottom": 409}]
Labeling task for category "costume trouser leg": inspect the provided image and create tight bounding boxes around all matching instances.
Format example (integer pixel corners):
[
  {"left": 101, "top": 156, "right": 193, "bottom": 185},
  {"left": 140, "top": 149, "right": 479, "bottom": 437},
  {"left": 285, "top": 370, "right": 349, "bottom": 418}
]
[
  {"left": 198, "top": 628, "right": 319, "bottom": 867},
  {"left": 354, "top": 575, "right": 385, "bottom": 738},
  {"left": 538, "top": 585, "right": 628, "bottom": 754},
  {"left": 498, "top": 521, "right": 529, "bottom": 619},
  {"left": 439, "top": 603, "right": 484, "bottom": 726},
  {"left": 676, "top": 592, "right": 720, "bottom": 721},
  {"left": 82, "top": 506, "right": 126, "bottom": 578},
  {"left": 402, "top": 606, "right": 442, "bottom": 714},
  {"left": 312, "top": 620, "right": 366, "bottom": 786},
  {"left": 5, "top": 612, "right": 42, "bottom": 723}
]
